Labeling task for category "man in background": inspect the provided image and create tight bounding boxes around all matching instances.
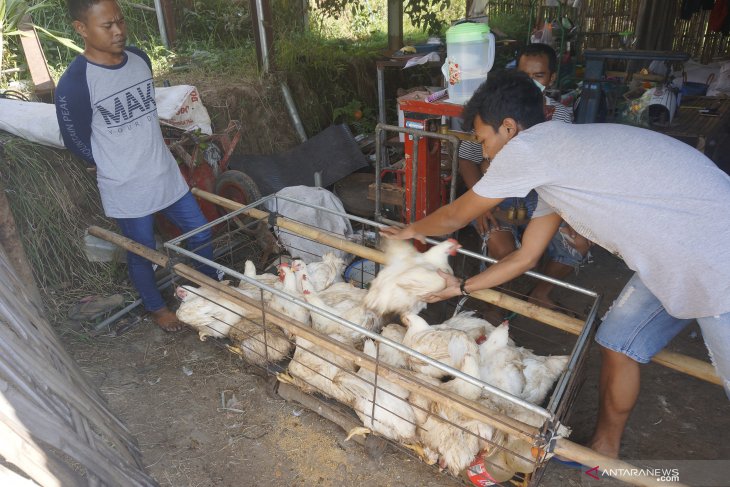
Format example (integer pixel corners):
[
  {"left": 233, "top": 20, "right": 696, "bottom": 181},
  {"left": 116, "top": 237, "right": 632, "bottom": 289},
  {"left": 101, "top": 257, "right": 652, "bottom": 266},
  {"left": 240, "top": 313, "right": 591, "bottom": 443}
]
[{"left": 457, "top": 43, "right": 589, "bottom": 309}]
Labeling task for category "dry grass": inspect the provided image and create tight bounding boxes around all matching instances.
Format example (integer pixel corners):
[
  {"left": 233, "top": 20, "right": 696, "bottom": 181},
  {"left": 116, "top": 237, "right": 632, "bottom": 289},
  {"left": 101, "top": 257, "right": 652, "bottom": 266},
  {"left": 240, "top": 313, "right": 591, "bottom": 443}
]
[{"left": 0, "top": 133, "right": 133, "bottom": 322}]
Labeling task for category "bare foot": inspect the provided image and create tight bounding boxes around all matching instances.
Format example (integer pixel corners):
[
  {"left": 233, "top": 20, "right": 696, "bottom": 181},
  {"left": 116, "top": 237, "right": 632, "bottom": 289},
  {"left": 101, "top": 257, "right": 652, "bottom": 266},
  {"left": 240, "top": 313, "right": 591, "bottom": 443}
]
[{"left": 151, "top": 307, "right": 184, "bottom": 332}]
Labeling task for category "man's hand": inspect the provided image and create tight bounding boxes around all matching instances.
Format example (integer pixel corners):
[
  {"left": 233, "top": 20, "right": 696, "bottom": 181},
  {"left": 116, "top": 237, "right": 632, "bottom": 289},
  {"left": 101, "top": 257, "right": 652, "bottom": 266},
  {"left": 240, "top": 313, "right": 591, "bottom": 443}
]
[
  {"left": 379, "top": 225, "right": 426, "bottom": 243},
  {"left": 424, "top": 270, "right": 462, "bottom": 303}
]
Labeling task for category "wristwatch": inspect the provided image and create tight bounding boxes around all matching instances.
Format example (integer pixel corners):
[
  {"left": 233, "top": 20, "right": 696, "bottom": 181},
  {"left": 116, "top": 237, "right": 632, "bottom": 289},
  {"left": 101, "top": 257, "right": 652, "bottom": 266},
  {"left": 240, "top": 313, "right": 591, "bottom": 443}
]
[{"left": 460, "top": 277, "right": 470, "bottom": 296}]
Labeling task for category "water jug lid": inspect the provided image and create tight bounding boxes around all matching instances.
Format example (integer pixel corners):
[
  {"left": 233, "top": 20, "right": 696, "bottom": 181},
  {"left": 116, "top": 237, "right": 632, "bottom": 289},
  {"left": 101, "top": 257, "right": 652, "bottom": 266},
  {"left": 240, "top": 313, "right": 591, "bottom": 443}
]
[{"left": 446, "top": 22, "right": 490, "bottom": 43}]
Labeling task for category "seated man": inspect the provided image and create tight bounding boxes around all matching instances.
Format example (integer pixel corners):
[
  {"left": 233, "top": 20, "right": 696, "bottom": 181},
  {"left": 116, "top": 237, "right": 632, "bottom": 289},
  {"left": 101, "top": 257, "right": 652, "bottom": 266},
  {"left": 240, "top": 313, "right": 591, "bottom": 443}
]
[
  {"left": 383, "top": 70, "right": 730, "bottom": 459},
  {"left": 458, "top": 43, "right": 589, "bottom": 308}
]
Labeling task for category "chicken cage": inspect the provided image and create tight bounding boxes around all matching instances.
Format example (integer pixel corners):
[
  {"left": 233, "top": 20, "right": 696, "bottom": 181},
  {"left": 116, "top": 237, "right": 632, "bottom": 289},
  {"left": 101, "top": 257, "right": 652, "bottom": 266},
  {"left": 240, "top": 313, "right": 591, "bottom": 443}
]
[{"left": 140, "top": 187, "right": 606, "bottom": 487}]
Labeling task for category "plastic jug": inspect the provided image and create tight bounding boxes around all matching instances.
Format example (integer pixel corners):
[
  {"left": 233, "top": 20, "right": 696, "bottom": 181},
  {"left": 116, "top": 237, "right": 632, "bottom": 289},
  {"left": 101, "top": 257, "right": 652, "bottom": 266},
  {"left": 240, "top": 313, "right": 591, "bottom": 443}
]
[{"left": 441, "top": 22, "right": 495, "bottom": 105}]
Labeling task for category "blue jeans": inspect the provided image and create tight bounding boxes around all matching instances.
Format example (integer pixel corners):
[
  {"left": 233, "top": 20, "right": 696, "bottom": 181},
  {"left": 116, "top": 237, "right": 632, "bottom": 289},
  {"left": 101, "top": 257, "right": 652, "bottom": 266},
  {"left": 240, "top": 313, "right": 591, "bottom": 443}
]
[
  {"left": 596, "top": 273, "right": 730, "bottom": 399},
  {"left": 116, "top": 191, "right": 217, "bottom": 312}
]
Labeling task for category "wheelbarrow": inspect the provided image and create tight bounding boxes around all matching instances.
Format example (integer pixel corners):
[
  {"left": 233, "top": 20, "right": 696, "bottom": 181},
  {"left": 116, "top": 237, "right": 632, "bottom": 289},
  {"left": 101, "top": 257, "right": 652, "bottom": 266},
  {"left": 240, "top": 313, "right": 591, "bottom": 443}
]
[{"left": 157, "top": 120, "right": 262, "bottom": 238}]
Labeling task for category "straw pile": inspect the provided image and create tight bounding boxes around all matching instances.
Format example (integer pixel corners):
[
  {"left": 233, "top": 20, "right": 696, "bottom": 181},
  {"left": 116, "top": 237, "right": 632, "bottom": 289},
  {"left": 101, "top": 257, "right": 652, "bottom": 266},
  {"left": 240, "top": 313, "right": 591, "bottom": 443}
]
[{"left": 0, "top": 132, "right": 131, "bottom": 317}]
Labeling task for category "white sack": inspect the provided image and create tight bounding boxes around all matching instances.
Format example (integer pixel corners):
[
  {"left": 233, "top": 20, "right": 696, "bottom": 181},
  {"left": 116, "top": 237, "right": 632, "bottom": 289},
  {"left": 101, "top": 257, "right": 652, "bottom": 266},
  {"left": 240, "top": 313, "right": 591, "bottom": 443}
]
[
  {"left": 0, "top": 99, "right": 64, "bottom": 148},
  {"left": 264, "top": 186, "right": 352, "bottom": 264}
]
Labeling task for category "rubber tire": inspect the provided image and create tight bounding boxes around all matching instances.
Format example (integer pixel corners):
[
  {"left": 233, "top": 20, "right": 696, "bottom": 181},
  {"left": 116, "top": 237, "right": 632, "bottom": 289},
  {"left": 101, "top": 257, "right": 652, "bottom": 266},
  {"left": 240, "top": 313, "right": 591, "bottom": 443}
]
[{"left": 214, "top": 170, "right": 262, "bottom": 215}]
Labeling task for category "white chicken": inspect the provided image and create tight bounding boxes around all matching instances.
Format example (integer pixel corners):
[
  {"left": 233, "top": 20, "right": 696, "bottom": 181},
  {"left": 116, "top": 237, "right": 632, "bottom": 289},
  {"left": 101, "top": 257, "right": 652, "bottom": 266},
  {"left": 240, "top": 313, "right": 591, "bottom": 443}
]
[
  {"left": 334, "top": 339, "right": 417, "bottom": 444},
  {"left": 479, "top": 322, "right": 569, "bottom": 407},
  {"left": 268, "top": 263, "right": 310, "bottom": 332},
  {"left": 401, "top": 314, "right": 479, "bottom": 381},
  {"left": 378, "top": 324, "right": 408, "bottom": 369},
  {"left": 237, "top": 260, "right": 278, "bottom": 303},
  {"left": 364, "top": 238, "right": 461, "bottom": 317},
  {"left": 228, "top": 316, "right": 292, "bottom": 366},
  {"left": 482, "top": 407, "right": 571, "bottom": 478},
  {"left": 279, "top": 333, "right": 357, "bottom": 406},
  {"left": 175, "top": 282, "right": 248, "bottom": 341},
  {"left": 437, "top": 311, "right": 498, "bottom": 342},
  {"left": 419, "top": 401, "right": 499, "bottom": 476},
  {"left": 409, "top": 376, "right": 505, "bottom": 475},
  {"left": 294, "top": 253, "right": 345, "bottom": 291},
  {"left": 520, "top": 353, "right": 570, "bottom": 405},
  {"left": 478, "top": 322, "right": 526, "bottom": 404},
  {"left": 298, "top": 270, "right": 381, "bottom": 342}
]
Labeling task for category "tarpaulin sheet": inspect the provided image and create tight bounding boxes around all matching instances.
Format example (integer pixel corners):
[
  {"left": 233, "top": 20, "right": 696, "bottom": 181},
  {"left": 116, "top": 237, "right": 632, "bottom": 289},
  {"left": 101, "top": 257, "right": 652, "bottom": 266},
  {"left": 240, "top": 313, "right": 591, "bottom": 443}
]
[{"left": 227, "top": 124, "right": 368, "bottom": 196}]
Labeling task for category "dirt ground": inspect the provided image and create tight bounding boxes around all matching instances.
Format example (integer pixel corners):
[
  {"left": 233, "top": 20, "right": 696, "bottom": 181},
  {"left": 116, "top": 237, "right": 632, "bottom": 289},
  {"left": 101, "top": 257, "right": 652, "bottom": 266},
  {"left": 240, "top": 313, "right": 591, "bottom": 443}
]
[{"left": 60, "top": 244, "right": 730, "bottom": 487}]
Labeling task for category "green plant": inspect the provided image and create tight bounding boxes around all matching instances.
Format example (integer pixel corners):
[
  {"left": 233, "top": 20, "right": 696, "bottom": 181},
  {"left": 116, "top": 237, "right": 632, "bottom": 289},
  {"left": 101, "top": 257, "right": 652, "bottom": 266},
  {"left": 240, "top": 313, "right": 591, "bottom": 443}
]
[
  {"left": 178, "top": 0, "right": 251, "bottom": 48},
  {"left": 315, "top": 0, "right": 454, "bottom": 35},
  {"left": 332, "top": 98, "right": 375, "bottom": 133},
  {"left": 1, "top": 0, "right": 80, "bottom": 79}
]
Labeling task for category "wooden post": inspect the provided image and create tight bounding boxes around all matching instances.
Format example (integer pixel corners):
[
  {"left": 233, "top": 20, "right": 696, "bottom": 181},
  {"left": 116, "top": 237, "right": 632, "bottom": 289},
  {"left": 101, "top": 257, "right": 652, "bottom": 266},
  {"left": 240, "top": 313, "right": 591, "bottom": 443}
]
[
  {"left": 160, "top": 0, "right": 177, "bottom": 46},
  {"left": 387, "top": 0, "right": 404, "bottom": 53},
  {"left": 18, "top": 15, "right": 54, "bottom": 102},
  {"left": 188, "top": 189, "right": 723, "bottom": 387}
]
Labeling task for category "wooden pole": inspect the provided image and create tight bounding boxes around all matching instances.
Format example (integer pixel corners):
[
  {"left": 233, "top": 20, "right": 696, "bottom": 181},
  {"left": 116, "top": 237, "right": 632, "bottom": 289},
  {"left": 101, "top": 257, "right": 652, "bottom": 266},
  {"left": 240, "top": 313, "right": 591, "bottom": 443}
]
[
  {"left": 553, "top": 438, "right": 687, "bottom": 487},
  {"left": 18, "top": 15, "right": 54, "bottom": 102},
  {"left": 189, "top": 189, "right": 722, "bottom": 387},
  {"left": 387, "top": 0, "right": 404, "bottom": 53},
  {"left": 86, "top": 227, "right": 684, "bottom": 486}
]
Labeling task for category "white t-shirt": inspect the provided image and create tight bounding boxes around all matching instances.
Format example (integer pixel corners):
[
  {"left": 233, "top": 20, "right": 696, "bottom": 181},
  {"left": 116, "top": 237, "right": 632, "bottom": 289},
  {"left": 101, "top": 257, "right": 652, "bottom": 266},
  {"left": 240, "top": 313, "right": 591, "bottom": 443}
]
[{"left": 472, "top": 122, "right": 730, "bottom": 319}]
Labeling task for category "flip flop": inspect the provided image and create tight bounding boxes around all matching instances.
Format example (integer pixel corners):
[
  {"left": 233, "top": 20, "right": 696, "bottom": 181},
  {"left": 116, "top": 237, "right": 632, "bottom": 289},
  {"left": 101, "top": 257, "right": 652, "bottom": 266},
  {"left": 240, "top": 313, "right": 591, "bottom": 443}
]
[{"left": 551, "top": 456, "right": 584, "bottom": 469}]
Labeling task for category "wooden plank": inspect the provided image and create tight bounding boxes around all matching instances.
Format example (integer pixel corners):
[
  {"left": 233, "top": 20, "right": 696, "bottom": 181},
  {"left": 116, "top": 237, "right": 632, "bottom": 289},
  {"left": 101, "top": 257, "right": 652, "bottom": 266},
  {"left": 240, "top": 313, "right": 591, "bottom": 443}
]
[
  {"left": 368, "top": 182, "right": 404, "bottom": 207},
  {"left": 186, "top": 191, "right": 723, "bottom": 387},
  {"left": 18, "top": 15, "right": 54, "bottom": 101}
]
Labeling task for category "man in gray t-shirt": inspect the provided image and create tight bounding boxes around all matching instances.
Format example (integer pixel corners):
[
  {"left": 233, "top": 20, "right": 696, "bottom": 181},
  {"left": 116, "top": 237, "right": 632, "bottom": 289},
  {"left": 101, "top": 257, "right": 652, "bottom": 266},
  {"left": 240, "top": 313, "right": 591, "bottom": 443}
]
[
  {"left": 57, "top": 0, "right": 218, "bottom": 331},
  {"left": 383, "top": 71, "right": 730, "bottom": 460}
]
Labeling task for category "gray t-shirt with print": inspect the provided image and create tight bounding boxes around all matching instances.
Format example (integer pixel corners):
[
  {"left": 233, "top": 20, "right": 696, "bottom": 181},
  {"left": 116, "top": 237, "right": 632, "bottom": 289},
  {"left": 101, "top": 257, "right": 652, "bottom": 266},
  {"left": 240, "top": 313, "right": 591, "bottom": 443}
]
[
  {"left": 56, "top": 47, "right": 188, "bottom": 218},
  {"left": 473, "top": 121, "right": 730, "bottom": 319}
]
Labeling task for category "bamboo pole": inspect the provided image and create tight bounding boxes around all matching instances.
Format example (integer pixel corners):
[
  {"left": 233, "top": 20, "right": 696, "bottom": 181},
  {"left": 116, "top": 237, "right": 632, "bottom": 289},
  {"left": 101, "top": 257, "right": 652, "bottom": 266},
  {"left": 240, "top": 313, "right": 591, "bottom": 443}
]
[
  {"left": 91, "top": 228, "right": 683, "bottom": 487},
  {"left": 552, "top": 439, "right": 688, "bottom": 487},
  {"left": 188, "top": 190, "right": 722, "bottom": 386}
]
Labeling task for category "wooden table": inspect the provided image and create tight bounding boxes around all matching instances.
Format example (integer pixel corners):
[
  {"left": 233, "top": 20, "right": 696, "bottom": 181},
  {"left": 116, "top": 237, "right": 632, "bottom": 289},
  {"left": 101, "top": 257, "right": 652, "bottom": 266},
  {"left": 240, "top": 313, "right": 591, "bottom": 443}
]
[{"left": 655, "top": 96, "right": 730, "bottom": 156}]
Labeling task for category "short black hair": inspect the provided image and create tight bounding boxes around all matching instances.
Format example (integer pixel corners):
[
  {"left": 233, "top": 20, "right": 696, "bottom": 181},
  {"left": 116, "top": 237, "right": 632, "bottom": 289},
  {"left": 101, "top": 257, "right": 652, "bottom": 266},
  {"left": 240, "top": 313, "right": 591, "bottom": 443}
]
[
  {"left": 67, "top": 0, "right": 106, "bottom": 21},
  {"left": 518, "top": 43, "right": 558, "bottom": 75},
  {"left": 462, "top": 70, "right": 545, "bottom": 132}
]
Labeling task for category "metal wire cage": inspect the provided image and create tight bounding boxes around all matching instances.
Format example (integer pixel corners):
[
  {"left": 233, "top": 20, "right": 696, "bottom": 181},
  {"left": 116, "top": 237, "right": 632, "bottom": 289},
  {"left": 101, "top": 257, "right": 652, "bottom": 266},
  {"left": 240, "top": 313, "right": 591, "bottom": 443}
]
[{"left": 163, "top": 191, "right": 601, "bottom": 486}]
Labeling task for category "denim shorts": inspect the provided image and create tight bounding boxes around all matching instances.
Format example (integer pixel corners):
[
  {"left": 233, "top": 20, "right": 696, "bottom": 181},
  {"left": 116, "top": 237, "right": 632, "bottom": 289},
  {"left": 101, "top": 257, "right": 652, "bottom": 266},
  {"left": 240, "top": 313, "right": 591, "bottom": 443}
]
[
  {"left": 491, "top": 217, "right": 591, "bottom": 270},
  {"left": 596, "top": 273, "right": 730, "bottom": 398}
]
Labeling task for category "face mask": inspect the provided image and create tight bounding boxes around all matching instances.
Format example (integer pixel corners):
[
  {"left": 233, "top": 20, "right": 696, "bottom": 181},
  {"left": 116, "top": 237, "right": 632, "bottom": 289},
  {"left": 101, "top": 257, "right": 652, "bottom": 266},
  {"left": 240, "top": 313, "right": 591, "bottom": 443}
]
[{"left": 532, "top": 78, "right": 546, "bottom": 92}]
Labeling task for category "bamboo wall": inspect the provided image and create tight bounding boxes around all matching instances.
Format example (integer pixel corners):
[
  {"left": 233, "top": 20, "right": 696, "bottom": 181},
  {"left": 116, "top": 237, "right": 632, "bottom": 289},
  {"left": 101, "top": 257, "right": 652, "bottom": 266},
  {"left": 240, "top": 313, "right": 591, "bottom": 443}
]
[
  {"left": 484, "top": 0, "right": 728, "bottom": 63},
  {"left": 0, "top": 248, "right": 158, "bottom": 486}
]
